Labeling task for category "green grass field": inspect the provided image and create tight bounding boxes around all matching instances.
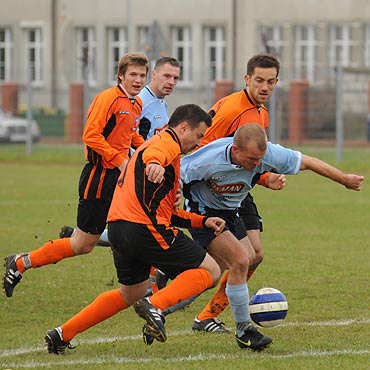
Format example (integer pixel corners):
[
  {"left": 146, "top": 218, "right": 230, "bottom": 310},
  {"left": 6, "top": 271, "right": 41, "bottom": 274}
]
[{"left": 0, "top": 143, "right": 370, "bottom": 369}]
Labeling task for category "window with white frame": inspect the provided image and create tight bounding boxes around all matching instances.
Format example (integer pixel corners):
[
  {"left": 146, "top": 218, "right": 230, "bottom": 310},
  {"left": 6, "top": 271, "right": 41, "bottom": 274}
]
[
  {"left": 171, "top": 26, "right": 192, "bottom": 84},
  {"left": 0, "top": 27, "right": 12, "bottom": 81},
  {"left": 107, "top": 27, "right": 127, "bottom": 84},
  {"left": 204, "top": 26, "right": 226, "bottom": 82},
  {"left": 294, "top": 25, "right": 316, "bottom": 82},
  {"left": 76, "top": 27, "right": 97, "bottom": 85},
  {"left": 329, "top": 24, "right": 353, "bottom": 69},
  {"left": 25, "top": 27, "right": 44, "bottom": 83},
  {"left": 365, "top": 24, "right": 370, "bottom": 68}
]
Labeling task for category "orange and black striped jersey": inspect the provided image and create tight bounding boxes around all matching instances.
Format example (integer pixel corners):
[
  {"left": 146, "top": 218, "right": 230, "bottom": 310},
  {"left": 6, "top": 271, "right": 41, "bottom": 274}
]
[
  {"left": 201, "top": 89, "right": 269, "bottom": 147},
  {"left": 83, "top": 85, "right": 145, "bottom": 169},
  {"left": 108, "top": 128, "right": 205, "bottom": 229}
]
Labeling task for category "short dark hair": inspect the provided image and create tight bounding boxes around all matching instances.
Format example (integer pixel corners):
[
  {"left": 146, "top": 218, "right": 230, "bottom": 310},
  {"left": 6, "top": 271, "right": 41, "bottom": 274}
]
[
  {"left": 154, "top": 56, "right": 180, "bottom": 70},
  {"left": 168, "top": 104, "right": 212, "bottom": 129},
  {"left": 247, "top": 54, "right": 280, "bottom": 77}
]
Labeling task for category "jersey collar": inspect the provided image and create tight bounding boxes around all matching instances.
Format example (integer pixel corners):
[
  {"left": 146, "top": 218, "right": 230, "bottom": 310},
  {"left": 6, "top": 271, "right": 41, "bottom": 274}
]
[{"left": 226, "top": 142, "right": 243, "bottom": 168}]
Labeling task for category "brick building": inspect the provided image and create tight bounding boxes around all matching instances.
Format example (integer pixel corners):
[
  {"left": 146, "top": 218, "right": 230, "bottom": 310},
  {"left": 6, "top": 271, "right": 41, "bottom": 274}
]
[{"left": 1, "top": 0, "right": 370, "bottom": 141}]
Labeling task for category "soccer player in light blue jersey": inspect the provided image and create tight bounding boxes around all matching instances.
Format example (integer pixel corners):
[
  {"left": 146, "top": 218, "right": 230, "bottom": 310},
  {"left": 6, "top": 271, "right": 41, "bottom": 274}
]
[{"left": 179, "top": 123, "right": 364, "bottom": 348}]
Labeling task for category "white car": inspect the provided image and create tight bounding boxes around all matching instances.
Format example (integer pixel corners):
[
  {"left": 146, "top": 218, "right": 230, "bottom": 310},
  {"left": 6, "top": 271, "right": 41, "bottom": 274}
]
[{"left": 0, "top": 108, "right": 41, "bottom": 143}]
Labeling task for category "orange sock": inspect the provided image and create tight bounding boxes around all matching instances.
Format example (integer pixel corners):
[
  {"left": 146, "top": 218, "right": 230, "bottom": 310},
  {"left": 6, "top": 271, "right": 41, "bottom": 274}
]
[
  {"left": 15, "top": 238, "right": 75, "bottom": 273},
  {"left": 197, "top": 267, "right": 256, "bottom": 321},
  {"left": 61, "top": 289, "right": 127, "bottom": 342},
  {"left": 150, "top": 268, "right": 212, "bottom": 311},
  {"left": 197, "top": 270, "right": 229, "bottom": 321}
]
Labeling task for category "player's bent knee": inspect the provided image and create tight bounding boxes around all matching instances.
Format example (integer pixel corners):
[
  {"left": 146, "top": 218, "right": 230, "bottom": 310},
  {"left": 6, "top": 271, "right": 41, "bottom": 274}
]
[
  {"left": 201, "top": 255, "right": 221, "bottom": 287},
  {"left": 75, "top": 244, "right": 95, "bottom": 255},
  {"left": 230, "top": 250, "right": 249, "bottom": 271}
]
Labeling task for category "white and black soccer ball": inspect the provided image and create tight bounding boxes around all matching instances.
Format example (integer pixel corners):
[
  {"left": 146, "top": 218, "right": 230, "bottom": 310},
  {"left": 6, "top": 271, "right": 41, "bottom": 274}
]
[{"left": 249, "top": 287, "right": 288, "bottom": 328}]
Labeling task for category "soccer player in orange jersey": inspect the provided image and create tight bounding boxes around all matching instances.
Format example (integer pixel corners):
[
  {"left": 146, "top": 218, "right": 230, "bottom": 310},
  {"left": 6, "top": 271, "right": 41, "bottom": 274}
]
[
  {"left": 43, "top": 104, "right": 230, "bottom": 354},
  {"left": 3, "top": 53, "right": 149, "bottom": 298}
]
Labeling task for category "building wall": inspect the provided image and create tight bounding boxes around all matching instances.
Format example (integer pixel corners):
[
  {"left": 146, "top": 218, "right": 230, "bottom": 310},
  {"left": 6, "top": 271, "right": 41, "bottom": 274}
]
[{"left": 0, "top": 0, "right": 369, "bottom": 138}]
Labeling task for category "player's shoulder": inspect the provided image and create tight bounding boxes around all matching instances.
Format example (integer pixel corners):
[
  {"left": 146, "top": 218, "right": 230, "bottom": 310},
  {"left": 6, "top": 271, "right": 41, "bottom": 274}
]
[
  {"left": 94, "top": 85, "right": 118, "bottom": 100},
  {"left": 266, "top": 142, "right": 298, "bottom": 159},
  {"left": 197, "top": 137, "right": 232, "bottom": 156},
  {"left": 138, "top": 86, "right": 159, "bottom": 105},
  {"left": 212, "top": 90, "right": 244, "bottom": 109}
]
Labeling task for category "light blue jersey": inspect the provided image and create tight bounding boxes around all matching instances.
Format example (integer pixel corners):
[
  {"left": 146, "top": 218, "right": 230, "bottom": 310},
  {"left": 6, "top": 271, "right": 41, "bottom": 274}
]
[
  {"left": 138, "top": 85, "right": 168, "bottom": 139},
  {"left": 181, "top": 138, "right": 302, "bottom": 213}
]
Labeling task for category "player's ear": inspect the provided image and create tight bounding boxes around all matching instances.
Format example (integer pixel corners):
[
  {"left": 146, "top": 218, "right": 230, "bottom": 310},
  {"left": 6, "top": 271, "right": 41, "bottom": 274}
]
[
  {"left": 244, "top": 74, "right": 250, "bottom": 86},
  {"left": 179, "top": 122, "right": 188, "bottom": 134}
]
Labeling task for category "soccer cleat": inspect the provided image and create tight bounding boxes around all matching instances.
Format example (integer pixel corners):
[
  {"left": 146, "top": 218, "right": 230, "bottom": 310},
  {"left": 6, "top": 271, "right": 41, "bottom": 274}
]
[
  {"left": 3, "top": 254, "right": 23, "bottom": 298},
  {"left": 142, "top": 324, "right": 155, "bottom": 346},
  {"left": 59, "top": 226, "right": 74, "bottom": 239},
  {"left": 134, "top": 298, "right": 167, "bottom": 343},
  {"left": 45, "top": 328, "right": 74, "bottom": 355},
  {"left": 235, "top": 326, "right": 272, "bottom": 351},
  {"left": 192, "top": 317, "right": 231, "bottom": 334}
]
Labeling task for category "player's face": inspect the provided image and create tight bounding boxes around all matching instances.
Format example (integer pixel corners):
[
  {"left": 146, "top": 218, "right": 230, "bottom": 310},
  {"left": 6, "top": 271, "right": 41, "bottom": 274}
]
[
  {"left": 151, "top": 63, "right": 180, "bottom": 97},
  {"left": 179, "top": 121, "right": 208, "bottom": 154},
  {"left": 245, "top": 67, "right": 278, "bottom": 105},
  {"left": 119, "top": 65, "right": 147, "bottom": 96},
  {"left": 233, "top": 142, "right": 266, "bottom": 171}
]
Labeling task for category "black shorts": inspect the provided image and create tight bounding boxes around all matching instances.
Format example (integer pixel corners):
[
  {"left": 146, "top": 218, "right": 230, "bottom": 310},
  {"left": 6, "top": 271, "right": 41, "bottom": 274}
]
[
  {"left": 108, "top": 220, "right": 207, "bottom": 285},
  {"left": 238, "top": 193, "right": 263, "bottom": 232},
  {"left": 77, "top": 163, "right": 120, "bottom": 235},
  {"left": 189, "top": 208, "right": 247, "bottom": 249}
]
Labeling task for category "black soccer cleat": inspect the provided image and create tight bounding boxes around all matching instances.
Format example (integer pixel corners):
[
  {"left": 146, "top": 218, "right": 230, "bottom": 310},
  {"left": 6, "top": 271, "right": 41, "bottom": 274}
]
[
  {"left": 192, "top": 317, "right": 231, "bottom": 333},
  {"left": 142, "top": 324, "right": 155, "bottom": 346},
  {"left": 235, "top": 326, "right": 272, "bottom": 351},
  {"left": 45, "top": 328, "right": 74, "bottom": 355},
  {"left": 59, "top": 226, "right": 75, "bottom": 239},
  {"left": 134, "top": 298, "right": 167, "bottom": 343},
  {"left": 3, "top": 254, "right": 23, "bottom": 298}
]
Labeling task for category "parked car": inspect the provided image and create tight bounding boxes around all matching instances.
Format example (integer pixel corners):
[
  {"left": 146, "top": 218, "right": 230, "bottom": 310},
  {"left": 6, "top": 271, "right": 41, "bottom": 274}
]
[{"left": 0, "top": 108, "right": 41, "bottom": 143}]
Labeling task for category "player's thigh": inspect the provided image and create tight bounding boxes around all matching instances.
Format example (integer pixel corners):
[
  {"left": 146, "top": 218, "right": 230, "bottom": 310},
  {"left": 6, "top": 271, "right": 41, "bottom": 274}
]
[
  {"left": 109, "top": 220, "right": 207, "bottom": 283},
  {"left": 239, "top": 235, "right": 256, "bottom": 261},
  {"left": 207, "top": 230, "right": 249, "bottom": 269},
  {"left": 155, "top": 231, "right": 208, "bottom": 280},
  {"left": 247, "top": 229, "right": 264, "bottom": 257}
]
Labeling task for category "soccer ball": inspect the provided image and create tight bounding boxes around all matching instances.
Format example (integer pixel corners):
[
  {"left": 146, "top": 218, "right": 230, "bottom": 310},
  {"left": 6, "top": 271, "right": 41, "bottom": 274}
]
[{"left": 249, "top": 287, "right": 288, "bottom": 328}]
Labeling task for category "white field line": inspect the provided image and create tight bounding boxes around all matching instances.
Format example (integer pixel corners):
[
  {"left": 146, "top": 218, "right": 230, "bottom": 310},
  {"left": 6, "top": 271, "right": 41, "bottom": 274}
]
[
  {"left": 0, "top": 318, "right": 369, "bottom": 366},
  {"left": 2, "top": 349, "right": 370, "bottom": 368}
]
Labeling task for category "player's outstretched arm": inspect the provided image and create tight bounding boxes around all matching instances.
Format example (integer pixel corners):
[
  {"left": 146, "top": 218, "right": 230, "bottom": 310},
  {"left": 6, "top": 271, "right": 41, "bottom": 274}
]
[{"left": 300, "top": 154, "right": 365, "bottom": 191}]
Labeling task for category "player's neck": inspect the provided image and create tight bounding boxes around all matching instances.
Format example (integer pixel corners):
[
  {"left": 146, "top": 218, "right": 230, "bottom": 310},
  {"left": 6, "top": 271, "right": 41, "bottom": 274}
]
[
  {"left": 119, "top": 83, "right": 136, "bottom": 99},
  {"left": 148, "top": 84, "right": 165, "bottom": 99}
]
